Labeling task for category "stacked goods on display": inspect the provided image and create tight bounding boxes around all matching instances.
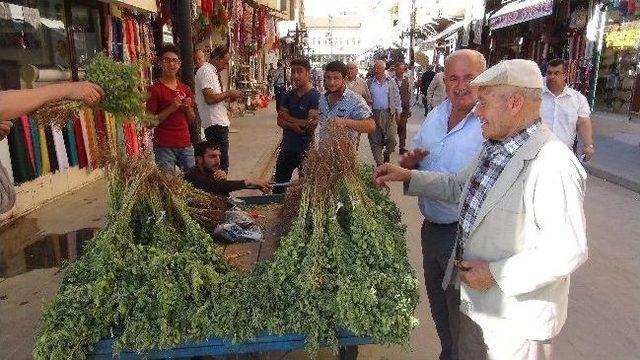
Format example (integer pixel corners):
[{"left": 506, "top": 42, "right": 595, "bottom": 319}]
[
  {"left": 34, "top": 128, "right": 419, "bottom": 359},
  {"left": 597, "top": 19, "right": 640, "bottom": 113}
]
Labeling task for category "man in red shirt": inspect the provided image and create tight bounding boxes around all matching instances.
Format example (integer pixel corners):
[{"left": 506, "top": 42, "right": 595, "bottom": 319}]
[{"left": 146, "top": 44, "right": 196, "bottom": 171}]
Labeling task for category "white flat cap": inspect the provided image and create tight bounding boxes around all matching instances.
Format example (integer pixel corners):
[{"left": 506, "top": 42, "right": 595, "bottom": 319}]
[{"left": 470, "top": 59, "right": 543, "bottom": 89}]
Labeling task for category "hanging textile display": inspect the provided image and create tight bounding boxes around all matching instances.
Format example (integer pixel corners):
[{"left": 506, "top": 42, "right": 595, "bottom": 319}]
[
  {"left": 38, "top": 125, "right": 51, "bottom": 174},
  {"left": 44, "top": 126, "right": 60, "bottom": 172},
  {"left": 29, "top": 117, "right": 42, "bottom": 176},
  {"left": 20, "top": 116, "right": 35, "bottom": 170},
  {"left": 52, "top": 127, "right": 70, "bottom": 171},
  {"left": 63, "top": 121, "right": 79, "bottom": 168},
  {"left": 7, "top": 120, "right": 35, "bottom": 183},
  {"left": 73, "top": 117, "right": 88, "bottom": 169}
]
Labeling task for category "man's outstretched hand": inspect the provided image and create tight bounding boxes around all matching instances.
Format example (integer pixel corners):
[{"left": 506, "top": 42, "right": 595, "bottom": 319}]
[
  {"left": 399, "top": 148, "right": 428, "bottom": 169},
  {"left": 373, "top": 163, "right": 412, "bottom": 188}
]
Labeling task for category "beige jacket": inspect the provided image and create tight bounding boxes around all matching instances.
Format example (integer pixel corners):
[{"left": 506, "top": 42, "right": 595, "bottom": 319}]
[
  {"left": 426, "top": 72, "right": 446, "bottom": 108},
  {"left": 406, "top": 125, "right": 588, "bottom": 340}
]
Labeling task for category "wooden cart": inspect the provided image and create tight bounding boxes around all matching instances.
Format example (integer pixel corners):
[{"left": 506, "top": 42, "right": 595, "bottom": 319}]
[{"left": 87, "top": 194, "right": 374, "bottom": 359}]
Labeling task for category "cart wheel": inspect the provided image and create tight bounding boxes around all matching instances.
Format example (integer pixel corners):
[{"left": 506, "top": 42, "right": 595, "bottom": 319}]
[{"left": 338, "top": 345, "right": 358, "bottom": 360}]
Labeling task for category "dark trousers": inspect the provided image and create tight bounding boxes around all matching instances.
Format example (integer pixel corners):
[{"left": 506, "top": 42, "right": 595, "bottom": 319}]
[
  {"left": 204, "top": 125, "right": 230, "bottom": 173},
  {"left": 273, "top": 149, "right": 305, "bottom": 194},
  {"left": 274, "top": 85, "right": 286, "bottom": 110},
  {"left": 397, "top": 110, "right": 410, "bottom": 150},
  {"left": 421, "top": 220, "right": 460, "bottom": 360}
]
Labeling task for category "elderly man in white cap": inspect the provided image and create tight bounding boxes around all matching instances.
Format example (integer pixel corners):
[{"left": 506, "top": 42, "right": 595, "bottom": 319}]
[{"left": 373, "top": 59, "right": 588, "bottom": 359}]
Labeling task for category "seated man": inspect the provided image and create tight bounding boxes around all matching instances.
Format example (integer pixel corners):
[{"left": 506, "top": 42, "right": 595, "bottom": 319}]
[{"left": 185, "top": 141, "right": 271, "bottom": 196}]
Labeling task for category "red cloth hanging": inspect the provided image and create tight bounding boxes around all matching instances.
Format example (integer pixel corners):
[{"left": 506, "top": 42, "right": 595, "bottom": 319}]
[
  {"left": 93, "top": 110, "right": 109, "bottom": 155},
  {"left": 73, "top": 117, "right": 88, "bottom": 168},
  {"left": 20, "top": 115, "right": 35, "bottom": 170},
  {"left": 122, "top": 121, "right": 138, "bottom": 156}
]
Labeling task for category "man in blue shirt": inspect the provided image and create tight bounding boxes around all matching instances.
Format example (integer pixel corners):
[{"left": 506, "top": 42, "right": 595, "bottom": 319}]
[
  {"left": 317, "top": 61, "right": 375, "bottom": 145},
  {"left": 368, "top": 59, "right": 402, "bottom": 165},
  {"left": 400, "top": 49, "right": 486, "bottom": 360},
  {"left": 274, "top": 58, "right": 320, "bottom": 193}
]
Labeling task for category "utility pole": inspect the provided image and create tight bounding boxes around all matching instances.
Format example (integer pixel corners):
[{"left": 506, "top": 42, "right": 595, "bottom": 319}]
[
  {"left": 329, "top": 14, "right": 334, "bottom": 56},
  {"left": 174, "top": 0, "right": 198, "bottom": 144},
  {"left": 409, "top": 0, "right": 416, "bottom": 68}
]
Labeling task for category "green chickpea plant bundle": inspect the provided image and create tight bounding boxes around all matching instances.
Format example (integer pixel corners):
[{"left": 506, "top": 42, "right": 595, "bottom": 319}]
[
  {"left": 34, "top": 53, "right": 156, "bottom": 129},
  {"left": 34, "top": 127, "right": 419, "bottom": 359}
]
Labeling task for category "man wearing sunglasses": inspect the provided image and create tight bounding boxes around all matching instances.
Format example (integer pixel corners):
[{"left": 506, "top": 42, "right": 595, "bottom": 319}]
[{"left": 146, "top": 44, "right": 197, "bottom": 172}]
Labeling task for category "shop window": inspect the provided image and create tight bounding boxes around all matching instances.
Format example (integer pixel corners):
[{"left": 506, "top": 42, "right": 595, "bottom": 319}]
[
  {"left": 68, "top": 1, "right": 101, "bottom": 67},
  {"left": 0, "top": 0, "right": 67, "bottom": 90},
  {"left": 0, "top": 0, "right": 102, "bottom": 90}
]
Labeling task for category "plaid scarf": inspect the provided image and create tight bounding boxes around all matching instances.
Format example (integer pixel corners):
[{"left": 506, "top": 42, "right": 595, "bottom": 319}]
[{"left": 455, "top": 120, "right": 540, "bottom": 259}]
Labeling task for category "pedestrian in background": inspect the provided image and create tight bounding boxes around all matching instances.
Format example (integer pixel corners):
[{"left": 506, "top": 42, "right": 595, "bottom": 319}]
[
  {"left": 195, "top": 45, "right": 243, "bottom": 174},
  {"left": 146, "top": 45, "right": 197, "bottom": 172},
  {"left": 367, "top": 59, "right": 402, "bottom": 165},
  {"left": 427, "top": 68, "right": 447, "bottom": 111},
  {"left": 273, "top": 58, "right": 320, "bottom": 194},
  {"left": 273, "top": 61, "right": 287, "bottom": 110},
  {"left": 541, "top": 58, "right": 595, "bottom": 161},
  {"left": 421, "top": 65, "right": 436, "bottom": 115},
  {"left": 393, "top": 61, "right": 412, "bottom": 155}
]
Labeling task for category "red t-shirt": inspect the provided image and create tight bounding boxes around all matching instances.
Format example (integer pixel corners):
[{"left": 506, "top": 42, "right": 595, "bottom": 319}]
[{"left": 146, "top": 81, "right": 193, "bottom": 148}]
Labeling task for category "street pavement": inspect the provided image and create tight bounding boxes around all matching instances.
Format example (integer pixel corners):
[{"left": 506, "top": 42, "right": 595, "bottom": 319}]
[{"left": 1, "top": 104, "right": 639, "bottom": 359}]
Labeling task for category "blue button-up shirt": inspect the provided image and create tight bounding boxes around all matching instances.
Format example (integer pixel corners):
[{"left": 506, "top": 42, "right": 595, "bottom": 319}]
[
  {"left": 318, "top": 87, "right": 372, "bottom": 142},
  {"left": 409, "top": 99, "right": 484, "bottom": 224},
  {"left": 369, "top": 77, "right": 402, "bottom": 113}
]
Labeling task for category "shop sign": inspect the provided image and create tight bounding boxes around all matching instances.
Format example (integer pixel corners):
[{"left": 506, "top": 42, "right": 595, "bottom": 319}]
[
  {"left": 605, "top": 21, "right": 640, "bottom": 49},
  {"left": 490, "top": 0, "right": 554, "bottom": 30}
]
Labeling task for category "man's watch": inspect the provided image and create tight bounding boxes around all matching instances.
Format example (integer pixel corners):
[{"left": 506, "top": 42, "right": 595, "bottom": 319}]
[{"left": 583, "top": 144, "right": 594, "bottom": 149}]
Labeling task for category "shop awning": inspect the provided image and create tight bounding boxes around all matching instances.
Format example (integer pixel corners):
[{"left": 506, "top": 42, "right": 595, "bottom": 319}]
[
  {"left": 101, "top": 0, "right": 157, "bottom": 13},
  {"left": 426, "top": 20, "right": 465, "bottom": 44},
  {"left": 489, "top": 0, "right": 553, "bottom": 30}
]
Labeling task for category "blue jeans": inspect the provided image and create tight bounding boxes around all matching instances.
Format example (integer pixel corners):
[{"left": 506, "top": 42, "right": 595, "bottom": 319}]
[{"left": 153, "top": 146, "right": 195, "bottom": 171}]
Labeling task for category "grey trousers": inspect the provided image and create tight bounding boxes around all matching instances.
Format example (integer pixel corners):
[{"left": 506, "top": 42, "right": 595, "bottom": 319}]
[
  {"left": 421, "top": 220, "right": 460, "bottom": 360},
  {"left": 459, "top": 312, "right": 554, "bottom": 360},
  {"left": 368, "top": 109, "right": 397, "bottom": 165}
]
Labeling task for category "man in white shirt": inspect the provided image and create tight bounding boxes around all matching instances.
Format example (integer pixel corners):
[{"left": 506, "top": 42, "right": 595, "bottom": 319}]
[
  {"left": 400, "top": 49, "right": 486, "bottom": 360},
  {"left": 541, "top": 58, "right": 595, "bottom": 161},
  {"left": 195, "top": 45, "right": 243, "bottom": 173}
]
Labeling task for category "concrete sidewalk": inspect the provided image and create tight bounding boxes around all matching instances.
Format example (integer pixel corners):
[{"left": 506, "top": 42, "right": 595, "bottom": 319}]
[{"left": 584, "top": 112, "right": 640, "bottom": 193}]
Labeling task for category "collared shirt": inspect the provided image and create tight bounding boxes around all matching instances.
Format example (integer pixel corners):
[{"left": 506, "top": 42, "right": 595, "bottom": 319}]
[
  {"left": 409, "top": 99, "right": 484, "bottom": 224},
  {"left": 456, "top": 120, "right": 541, "bottom": 257},
  {"left": 369, "top": 77, "right": 402, "bottom": 113},
  {"left": 317, "top": 87, "right": 372, "bottom": 143},
  {"left": 195, "top": 62, "right": 230, "bottom": 128},
  {"left": 540, "top": 83, "right": 590, "bottom": 148},
  {"left": 347, "top": 76, "right": 371, "bottom": 101}
]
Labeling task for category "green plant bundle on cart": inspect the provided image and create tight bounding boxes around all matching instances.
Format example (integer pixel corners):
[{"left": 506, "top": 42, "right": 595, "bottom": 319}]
[{"left": 34, "top": 127, "right": 419, "bottom": 359}]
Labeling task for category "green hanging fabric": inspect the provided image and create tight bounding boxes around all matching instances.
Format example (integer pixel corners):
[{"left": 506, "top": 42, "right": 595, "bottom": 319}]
[
  {"left": 7, "top": 119, "right": 36, "bottom": 184},
  {"left": 64, "top": 121, "right": 79, "bottom": 167},
  {"left": 29, "top": 117, "right": 42, "bottom": 176}
]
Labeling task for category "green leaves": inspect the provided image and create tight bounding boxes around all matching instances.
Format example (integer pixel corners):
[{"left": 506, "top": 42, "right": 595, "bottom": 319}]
[{"left": 34, "top": 160, "right": 419, "bottom": 359}]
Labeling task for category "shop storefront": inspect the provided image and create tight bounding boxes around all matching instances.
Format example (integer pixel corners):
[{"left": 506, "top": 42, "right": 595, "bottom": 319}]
[
  {"left": 190, "top": 0, "right": 280, "bottom": 117},
  {"left": 0, "top": 0, "right": 157, "bottom": 224},
  {"left": 487, "top": 0, "right": 596, "bottom": 97},
  {"left": 595, "top": 5, "right": 640, "bottom": 115}
]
